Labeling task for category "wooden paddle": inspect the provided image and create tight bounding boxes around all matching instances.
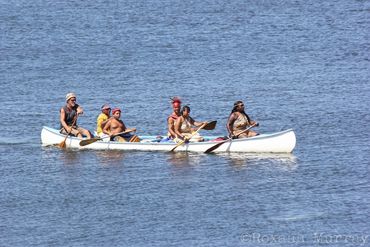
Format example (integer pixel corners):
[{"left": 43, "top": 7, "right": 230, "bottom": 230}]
[
  {"left": 204, "top": 124, "right": 256, "bottom": 154},
  {"left": 79, "top": 129, "right": 135, "bottom": 146},
  {"left": 202, "top": 120, "right": 217, "bottom": 130},
  {"left": 58, "top": 115, "right": 78, "bottom": 148},
  {"left": 170, "top": 121, "right": 209, "bottom": 152}
]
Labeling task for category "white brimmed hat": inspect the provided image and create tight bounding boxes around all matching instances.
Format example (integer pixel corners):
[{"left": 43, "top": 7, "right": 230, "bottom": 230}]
[
  {"left": 65, "top": 93, "right": 76, "bottom": 102},
  {"left": 101, "top": 104, "right": 111, "bottom": 110}
]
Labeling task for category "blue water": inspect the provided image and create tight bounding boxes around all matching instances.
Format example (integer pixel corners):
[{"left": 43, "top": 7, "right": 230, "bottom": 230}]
[{"left": 0, "top": 0, "right": 369, "bottom": 246}]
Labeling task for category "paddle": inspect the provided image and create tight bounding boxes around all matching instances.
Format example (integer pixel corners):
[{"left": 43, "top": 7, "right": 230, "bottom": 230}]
[
  {"left": 79, "top": 129, "right": 136, "bottom": 146},
  {"left": 58, "top": 115, "right": 78, "bottom": 148},
  {"left": 204, "top": 124, "right": 256, "bottom": 154},
  {"left": 201, "top": 120, "right": 217, "bottom": 130},
  {"left": 170, "top": 121, "right": 209, "bottom": 152}
]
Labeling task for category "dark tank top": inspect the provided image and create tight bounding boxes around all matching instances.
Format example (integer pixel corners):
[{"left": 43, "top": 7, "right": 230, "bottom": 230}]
[{"left": 60, "top": 104, "right": 79, "bottom": 129}]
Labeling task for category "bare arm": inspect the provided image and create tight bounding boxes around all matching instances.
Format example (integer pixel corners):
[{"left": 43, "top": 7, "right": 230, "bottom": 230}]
[
  {"left": 226, "top": 113, "right": 237, "bottom": 137},
  {"left": 124, "top": 128, "right": 136, "bottom": 133},
  {"left": 249, "top": 119, "right": 259, "bottom": 126},
  {"left": 174, "top": 117, "right": 184, "bottom": 139},
  {"left": 244, "top": 113, "right": 259, "bottom": 127},
  {"left": 76, "top": 105, "right": 84, "bottom": 115},
  {"left": 191, "top": 117, "right": 206, "bottom": 127},
  {"left": 102, "top": 119, "right": 112, "bottom": 135},
  {"left": 167, "top": 118, "right": 177, "bottom": 138}
]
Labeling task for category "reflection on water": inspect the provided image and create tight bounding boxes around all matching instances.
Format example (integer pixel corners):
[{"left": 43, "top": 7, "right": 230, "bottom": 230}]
[
  {"left": 94, "top": 150, "right": 125, "bottom": 166},
  {"left": 218, "top": 153, "right": 298, "bottom": 170},
  {"left": 42, "top": 147, "right": 126, "bottom": 167},
  {"left": 42, "top": 146, "right": 81, "bottom": 166},
  {"left": 59, "top": 150, "right": 82, "bottom": 166},
  {"left": 167, "top": 152, "right": 202, "bottom": 167},
  {"left": 41, "top": 146, "right": 83, "bottom": 166}
]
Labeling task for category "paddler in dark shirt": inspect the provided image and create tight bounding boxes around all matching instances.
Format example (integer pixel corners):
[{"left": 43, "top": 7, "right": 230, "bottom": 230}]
[{"left": 60, "top": 92, "right": 92, "bottom": 139}]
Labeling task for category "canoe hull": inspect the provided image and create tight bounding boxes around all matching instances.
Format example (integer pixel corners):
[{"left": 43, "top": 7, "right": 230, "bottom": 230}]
[{"left": 41, "top": 126, "right": 296, "bottom": 153}]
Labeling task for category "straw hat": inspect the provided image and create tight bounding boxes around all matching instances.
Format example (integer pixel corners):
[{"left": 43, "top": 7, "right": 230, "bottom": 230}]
[{"left": 65, "top": 93, "right": 76, "bottom": 102}]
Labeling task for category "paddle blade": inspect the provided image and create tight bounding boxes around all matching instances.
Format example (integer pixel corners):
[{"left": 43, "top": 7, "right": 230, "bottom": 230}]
[
  {"left": 204, "top": 139, "right": 230, "bottom": 153},
  {"left": 203, "top": 120, "right": 217, "bottom": 130},
  {"left": 170, "top": 143, "right": 181, "bottom": 152},
  {"left": 129, "top": 135, "right": 140, "bottom": 142},
  {"left": 58, "top": 141, "right": 66, "bottom": 148},
  {"left": 79, "top": 137, "right": 101, "bottom": 146}
]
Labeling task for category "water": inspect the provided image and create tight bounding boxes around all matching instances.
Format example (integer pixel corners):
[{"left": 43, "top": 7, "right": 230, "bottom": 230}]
[{"left": 1, "top": 0, "right": 369, "bottom": 246}]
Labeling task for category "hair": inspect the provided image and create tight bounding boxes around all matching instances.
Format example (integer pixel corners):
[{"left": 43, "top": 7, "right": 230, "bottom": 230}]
[
  {"left": 232, "top": 101, "right": 243, "bottom": 113},
  {"left": 230, "top": 101, "right": 251, "bottom": 122},
  {"left": 181, "top": 105, "right": 190, "bottom": 115}
]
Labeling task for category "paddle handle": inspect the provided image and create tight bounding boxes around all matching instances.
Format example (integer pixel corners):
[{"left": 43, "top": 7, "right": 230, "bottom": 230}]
[
  {"left": 180, "top": 121, "right": 207, "bottom": 143},
  {"left": 231, "top": 123, "right": 256, "bottom": 138},
  {"left": 189, "top": 122, "right": 207, "bottom": 138},
  {"left": 79, "top": 128, "right": 137, "bottom": 146},
  {"left": 171, "top": 122, "right": 208, "bottom": 152},
  {"left": 59, "top": 114, "right": 78, "bottom": 148},
  {"left": 204, "top": 124, "right": 256, "bottom": 153},
  {"left": 110, "top": 128, "right": 136, "bottom": 138}
]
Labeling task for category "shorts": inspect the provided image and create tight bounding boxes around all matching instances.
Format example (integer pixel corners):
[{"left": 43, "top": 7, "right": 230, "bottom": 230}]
[{"left": 60, "top": 126, "right": 85, "bottom": 137}]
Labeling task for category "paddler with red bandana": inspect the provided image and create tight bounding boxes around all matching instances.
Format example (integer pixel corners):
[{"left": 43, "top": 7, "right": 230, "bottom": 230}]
[{"left": 167, "top": 97, "right": 182, "bottom": 139}]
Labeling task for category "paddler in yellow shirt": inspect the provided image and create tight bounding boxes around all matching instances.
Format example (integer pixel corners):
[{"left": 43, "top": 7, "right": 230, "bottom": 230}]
[{"left": 96, "top": 104, "right": 111, "bottom": 137}]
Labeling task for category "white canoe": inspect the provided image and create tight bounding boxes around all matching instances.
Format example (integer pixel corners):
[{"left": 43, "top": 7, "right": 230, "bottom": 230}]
[{"left": 41, "top": 126, "right": 296, "bottom": 153}]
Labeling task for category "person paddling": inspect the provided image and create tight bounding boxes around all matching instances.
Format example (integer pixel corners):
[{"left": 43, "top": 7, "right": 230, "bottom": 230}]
[
  {"left": 60, "top": 93, "right": 92, "bottom": 139},
  {"left": 167, "top": 97, "right": 182, "bottom": 140},
  {"left": 96, "top": 104, "right": 111, "bottom": 137},
  {"left": 226, "top": 100, "right": 259, "bottom": 139},
  {"left": 174, "top": 105, "right": 207, "bottom": 142},
  {"left": 103, "top": 107, "right": 139, "bottom": 142}
]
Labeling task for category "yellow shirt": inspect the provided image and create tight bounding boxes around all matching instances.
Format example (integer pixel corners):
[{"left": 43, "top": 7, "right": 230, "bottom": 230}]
[{"left": 96, "top": 113, "right": 109, "bottom": 135}]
